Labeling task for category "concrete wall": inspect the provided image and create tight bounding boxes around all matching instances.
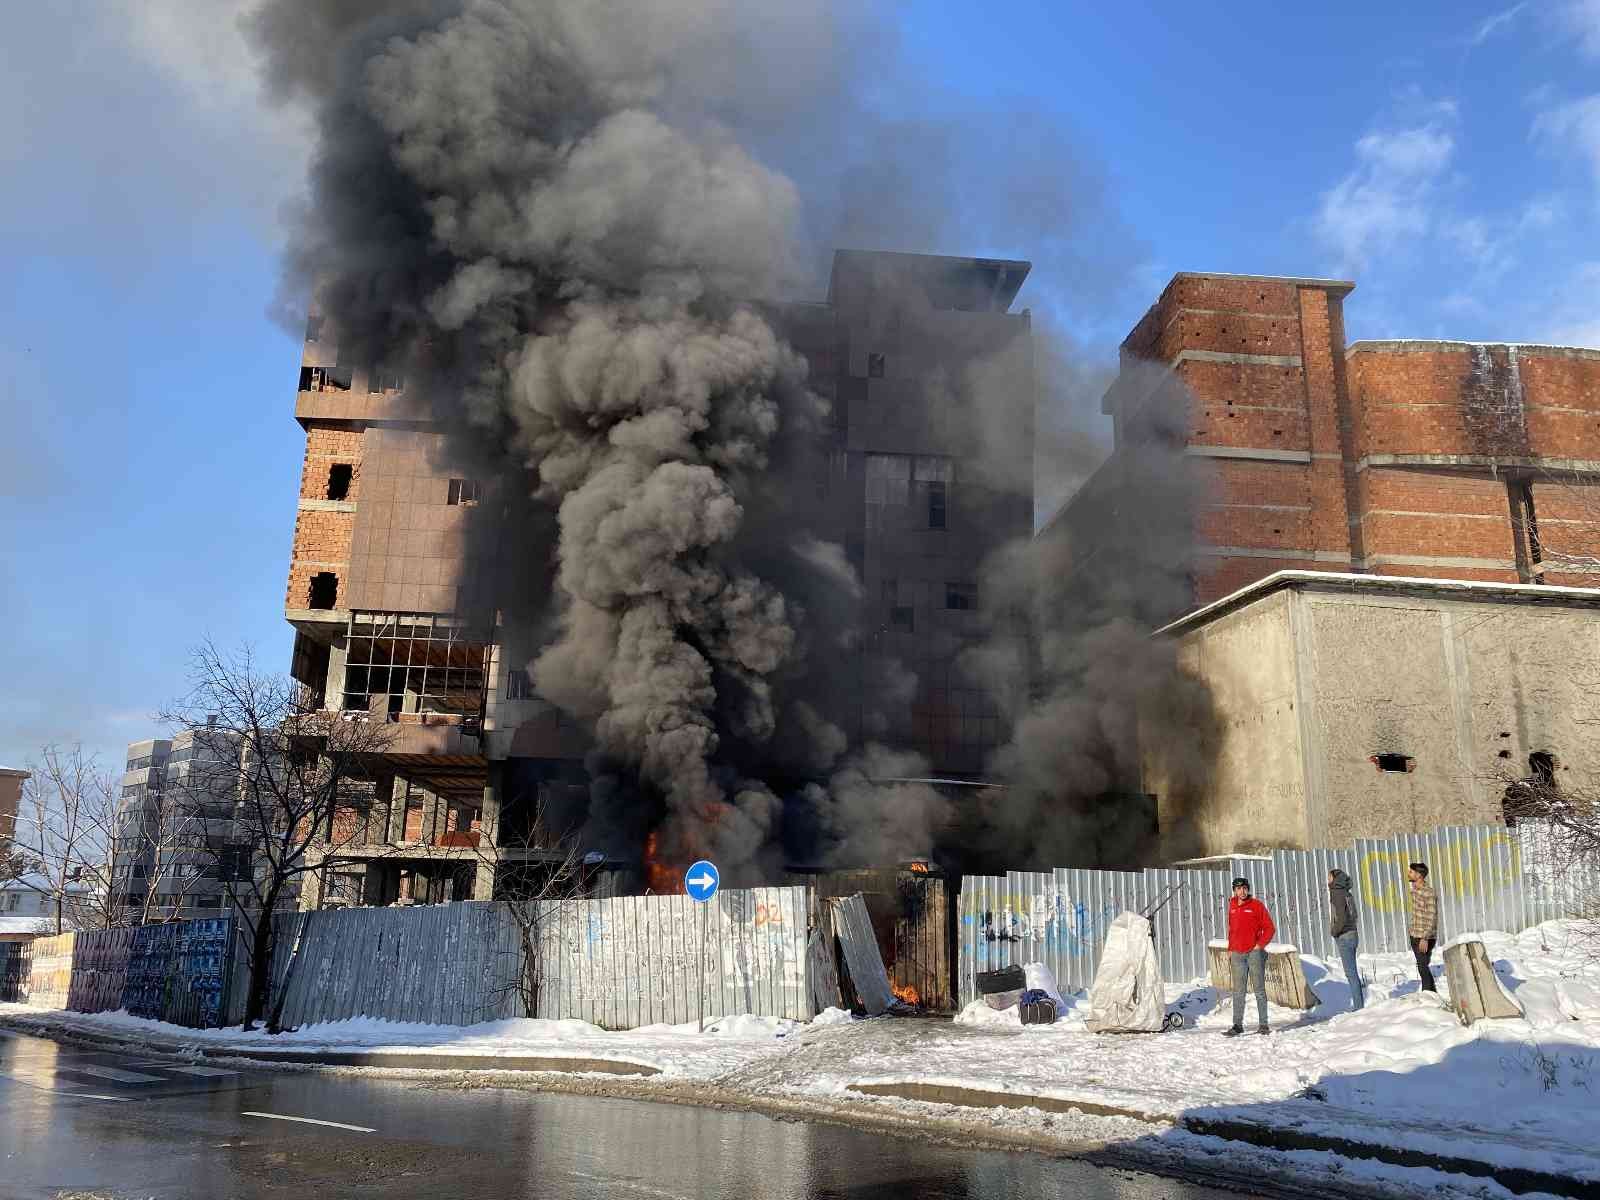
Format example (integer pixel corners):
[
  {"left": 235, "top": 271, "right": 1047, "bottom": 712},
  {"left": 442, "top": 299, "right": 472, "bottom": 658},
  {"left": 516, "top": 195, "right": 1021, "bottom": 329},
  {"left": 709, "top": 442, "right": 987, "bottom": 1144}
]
[
  {"left": 1299, "top": 589, "right": 1600, "bottom": 846},
  {"left": 1158, "top": 581, "right": 1600, "bottom": 855},
  {"left": 1144, "top": 588, "right": 1308, "bottom": 858}
]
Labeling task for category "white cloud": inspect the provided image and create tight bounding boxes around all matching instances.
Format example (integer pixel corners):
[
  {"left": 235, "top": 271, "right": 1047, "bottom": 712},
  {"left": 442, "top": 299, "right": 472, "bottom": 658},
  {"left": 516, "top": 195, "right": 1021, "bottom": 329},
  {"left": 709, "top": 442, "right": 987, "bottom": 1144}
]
[
  {"left": 1314, "top": 122, "right": 1456, "bottom": 269},
  {"left": 1542, "top": 262, "right": 1600, "bottom": 348},
  {"left": 1471, "top": 1, "right": 1529, "bottom": 46},
  {"left": 1563, "top": 0, "right": 1600, "bottom": 58},
  {"left": 1534, "top": 95, "right": 1600, "bottom": 199}
]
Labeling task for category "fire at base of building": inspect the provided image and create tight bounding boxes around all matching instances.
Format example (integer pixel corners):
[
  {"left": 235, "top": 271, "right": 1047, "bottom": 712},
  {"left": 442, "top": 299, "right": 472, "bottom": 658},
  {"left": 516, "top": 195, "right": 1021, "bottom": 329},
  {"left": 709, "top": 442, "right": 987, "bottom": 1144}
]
[{"left": 282, "top": 250, "right": 1034, "bottom": 907}]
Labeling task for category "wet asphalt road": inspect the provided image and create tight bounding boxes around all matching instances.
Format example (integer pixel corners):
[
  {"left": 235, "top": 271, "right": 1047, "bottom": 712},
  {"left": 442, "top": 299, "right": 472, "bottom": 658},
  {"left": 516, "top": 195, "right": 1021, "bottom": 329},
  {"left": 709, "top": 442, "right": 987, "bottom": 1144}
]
[{"left": 0, "top": 1030, "right": 1264, "bottom": 1200}]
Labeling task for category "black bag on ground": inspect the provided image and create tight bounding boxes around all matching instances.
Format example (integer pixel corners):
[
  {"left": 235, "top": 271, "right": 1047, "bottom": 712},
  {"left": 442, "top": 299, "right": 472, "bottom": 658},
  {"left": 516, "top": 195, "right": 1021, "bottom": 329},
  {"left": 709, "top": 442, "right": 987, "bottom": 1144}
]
[
  {"left": 976, "top": 965, "right": 1025, "bottom": 995},
  {"left": 1020, "top": 997, "right": 1058, "bottom": 1026}
]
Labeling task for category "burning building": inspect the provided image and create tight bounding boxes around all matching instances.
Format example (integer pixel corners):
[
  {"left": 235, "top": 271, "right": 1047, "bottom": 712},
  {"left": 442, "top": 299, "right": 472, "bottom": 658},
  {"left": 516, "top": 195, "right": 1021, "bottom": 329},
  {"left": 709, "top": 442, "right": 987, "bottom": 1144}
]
[{"left": 281, "top": 249, "right": 1034, "bottom": 906}]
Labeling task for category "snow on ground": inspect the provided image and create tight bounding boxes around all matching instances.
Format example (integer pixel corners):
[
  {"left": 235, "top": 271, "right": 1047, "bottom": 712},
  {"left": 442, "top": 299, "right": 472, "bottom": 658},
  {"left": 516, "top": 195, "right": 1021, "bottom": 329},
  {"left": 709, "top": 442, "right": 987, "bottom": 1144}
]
[{"left": 4, "top": 920, "right": 1598, "bottom": 1187}]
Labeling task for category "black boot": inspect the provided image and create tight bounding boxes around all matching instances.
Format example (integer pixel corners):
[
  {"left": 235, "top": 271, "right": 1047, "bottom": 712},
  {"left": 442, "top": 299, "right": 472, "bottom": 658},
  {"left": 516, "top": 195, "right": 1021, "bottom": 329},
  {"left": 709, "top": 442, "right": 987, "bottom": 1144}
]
[
  {"left": 1223, "top": 1025, "right": 1243, "bottom": 1037},
  {"left": 1257, "top": 1025, "right": 1270, "bottom": 1035}
]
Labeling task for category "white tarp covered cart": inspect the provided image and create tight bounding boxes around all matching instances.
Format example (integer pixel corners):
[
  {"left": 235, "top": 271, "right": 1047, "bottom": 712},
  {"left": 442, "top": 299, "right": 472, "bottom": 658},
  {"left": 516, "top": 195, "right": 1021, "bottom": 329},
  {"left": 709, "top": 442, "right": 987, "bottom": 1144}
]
[{"left": 1085, "top": 911, "right": 1170, "bottom": 1033}]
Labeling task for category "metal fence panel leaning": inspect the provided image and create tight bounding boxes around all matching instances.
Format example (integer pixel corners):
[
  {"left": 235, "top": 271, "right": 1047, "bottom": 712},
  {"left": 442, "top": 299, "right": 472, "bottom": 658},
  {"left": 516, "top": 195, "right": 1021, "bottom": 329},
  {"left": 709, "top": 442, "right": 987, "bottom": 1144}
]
[{"left": 959, "top": 820, "right": 1595, "bottom": 1008}]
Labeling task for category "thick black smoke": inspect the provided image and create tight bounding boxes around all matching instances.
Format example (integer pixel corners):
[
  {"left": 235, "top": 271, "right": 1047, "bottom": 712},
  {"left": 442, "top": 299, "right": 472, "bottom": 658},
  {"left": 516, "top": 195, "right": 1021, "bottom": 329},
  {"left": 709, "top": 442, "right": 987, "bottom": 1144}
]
[{"left": 246, "top": 0, "right": 1203, "bottom": 879}]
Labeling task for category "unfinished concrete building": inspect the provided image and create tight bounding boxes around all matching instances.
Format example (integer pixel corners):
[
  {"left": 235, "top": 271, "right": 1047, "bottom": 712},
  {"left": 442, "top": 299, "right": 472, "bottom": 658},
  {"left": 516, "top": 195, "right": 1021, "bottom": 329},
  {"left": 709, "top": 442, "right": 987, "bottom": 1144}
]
[
  {"left": 283, "top": 250, "right": 1035, "bottom": 907},
  {"left": 1145, "top": 571, "right": 1600, "bottom": 859}
]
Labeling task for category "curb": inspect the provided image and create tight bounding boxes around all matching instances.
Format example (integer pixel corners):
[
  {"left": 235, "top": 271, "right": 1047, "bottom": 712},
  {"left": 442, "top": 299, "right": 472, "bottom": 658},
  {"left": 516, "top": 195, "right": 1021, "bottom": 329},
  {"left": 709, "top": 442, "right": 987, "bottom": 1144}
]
[
  {"left": 847, "top": 1082, "right": 1598, "bottom": 1200},
  {"left": 0, "top": 1016, "right": 659, "bottom": 1078}
]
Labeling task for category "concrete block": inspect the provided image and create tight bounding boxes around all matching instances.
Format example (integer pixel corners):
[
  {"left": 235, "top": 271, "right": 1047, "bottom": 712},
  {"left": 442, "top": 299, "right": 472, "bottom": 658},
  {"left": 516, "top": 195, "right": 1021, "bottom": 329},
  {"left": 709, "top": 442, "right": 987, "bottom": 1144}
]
[
  {"left": 1443, "top": 939, "right": 1522, "bottom": 1026},
  {"left": 1206, "top": 943, "right": 1319, "bottom": 1010}
]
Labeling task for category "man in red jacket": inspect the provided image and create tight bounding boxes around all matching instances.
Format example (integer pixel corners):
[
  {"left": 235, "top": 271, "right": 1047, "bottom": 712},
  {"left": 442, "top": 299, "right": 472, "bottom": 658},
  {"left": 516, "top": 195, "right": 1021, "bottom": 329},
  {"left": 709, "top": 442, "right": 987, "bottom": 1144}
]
[{"left": 1224, "top": 877, "right": 1276, "bottom": 1036}]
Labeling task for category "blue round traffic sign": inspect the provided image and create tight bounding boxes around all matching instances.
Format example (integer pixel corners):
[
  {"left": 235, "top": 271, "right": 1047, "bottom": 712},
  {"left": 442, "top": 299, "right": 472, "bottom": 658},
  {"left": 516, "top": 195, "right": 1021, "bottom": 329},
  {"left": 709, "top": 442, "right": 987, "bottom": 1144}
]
[{"left": 684, "top": 860, "right": 720, "bottom": 902}]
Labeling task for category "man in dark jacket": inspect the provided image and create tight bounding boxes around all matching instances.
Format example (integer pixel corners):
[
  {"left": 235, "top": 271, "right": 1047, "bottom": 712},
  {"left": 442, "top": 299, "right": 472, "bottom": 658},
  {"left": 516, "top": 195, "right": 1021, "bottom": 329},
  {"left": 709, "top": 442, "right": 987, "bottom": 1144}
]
[
  {"left": 1224, "top": 877, "right": 1275, "bottom": 1036},
  {"left": 1328, "top": 868, "right": 1363, "bottom": 1011}
]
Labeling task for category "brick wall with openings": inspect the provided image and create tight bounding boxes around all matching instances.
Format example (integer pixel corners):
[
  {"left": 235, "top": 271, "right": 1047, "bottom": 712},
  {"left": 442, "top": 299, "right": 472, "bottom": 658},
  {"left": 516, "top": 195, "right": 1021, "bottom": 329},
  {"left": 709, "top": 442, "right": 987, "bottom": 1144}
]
[
  {"left": 298, "top": 427, "right": 364, "bottom": 502},
  {"left": 1076, "top": 276, "right": 1600, "bottom": 614}
]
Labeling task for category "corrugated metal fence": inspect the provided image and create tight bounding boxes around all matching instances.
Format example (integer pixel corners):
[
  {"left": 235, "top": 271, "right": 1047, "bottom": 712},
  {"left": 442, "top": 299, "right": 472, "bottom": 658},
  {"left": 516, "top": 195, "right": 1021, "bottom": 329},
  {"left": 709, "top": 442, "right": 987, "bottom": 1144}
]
[
  {"left": 262, "top": 886, "right": 812, "bottom": 1031},
  {"left": 959, "top": 821, "right": 1598, "bottom": 1007},
  {"left": 266, "top": 902, "right": 526, "bottom": 1028},
  {"left": 532, "top": 886, "right": 810, "bottom": 1027}
]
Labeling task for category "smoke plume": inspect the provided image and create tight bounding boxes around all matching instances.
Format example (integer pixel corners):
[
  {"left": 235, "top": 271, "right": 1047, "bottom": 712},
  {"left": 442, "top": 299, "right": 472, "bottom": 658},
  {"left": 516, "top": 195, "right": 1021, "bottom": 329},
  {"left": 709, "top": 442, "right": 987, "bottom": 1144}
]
[{"left": 247, "top": 0, "right": 1199, "bottom": 879}]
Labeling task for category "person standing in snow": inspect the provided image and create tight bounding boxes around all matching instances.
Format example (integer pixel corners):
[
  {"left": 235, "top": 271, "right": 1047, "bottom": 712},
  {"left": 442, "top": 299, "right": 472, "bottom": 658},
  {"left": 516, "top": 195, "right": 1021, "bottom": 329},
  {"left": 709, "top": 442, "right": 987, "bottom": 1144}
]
[
  {"left": 1328, "top": 868, "right": 1363, "bottom": 1011},
  {"left": 1407, "top": 862, "right": 1438, "bottom": 993},
  {"left": 1224, "top": 877, "right": 1275, "bottom": 1036}
]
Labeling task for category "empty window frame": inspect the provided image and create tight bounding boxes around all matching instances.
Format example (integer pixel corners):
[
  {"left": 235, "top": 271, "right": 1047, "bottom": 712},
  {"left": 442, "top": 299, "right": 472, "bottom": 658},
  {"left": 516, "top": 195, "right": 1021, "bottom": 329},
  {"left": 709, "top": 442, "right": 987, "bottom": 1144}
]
[
  {"left": 298, "top": 366, "right": 354, "bottom": 392},
  {"left": 915, "top": 457, "right": 953, "bottom": 530},
  {"left": 341, "top": 611, "right": 490, "bottom": 723},
  {"left": 447, "top": 478, "right": 480, "bottom": 506},
  {"left": 369, "top": 367, "right": 406, "bottom": 394},
  {"left": 326, "top": 463, "right": 353, "bottom": 501},
  {"left": 308, "top": 572, "right": 339, "bottom": 610},
  {"left": 506, "top": 667, "right": 535, "bottom": 700},
  {"left": 945, "top": 582, "right": 977, "bottom": 610}
]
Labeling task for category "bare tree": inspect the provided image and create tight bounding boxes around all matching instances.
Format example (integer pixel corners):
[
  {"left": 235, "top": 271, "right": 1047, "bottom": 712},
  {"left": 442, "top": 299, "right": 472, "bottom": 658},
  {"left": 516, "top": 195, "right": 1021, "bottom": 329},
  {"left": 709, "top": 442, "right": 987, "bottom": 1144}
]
[
  {"left": 460, "top": 800, "right": 594, "bottom": 1020},
  {"left": 11, "top": 746, "right": 119, "bottom": 934},
  {"left": 159, "top": 641, "right": 397, "bottom": 1030}
]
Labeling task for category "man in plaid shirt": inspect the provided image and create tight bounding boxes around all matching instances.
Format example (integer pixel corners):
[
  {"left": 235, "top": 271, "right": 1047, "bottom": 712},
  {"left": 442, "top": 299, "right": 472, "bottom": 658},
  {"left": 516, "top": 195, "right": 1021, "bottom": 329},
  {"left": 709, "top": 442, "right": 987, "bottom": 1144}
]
[{"left": 1407, "top": 862, "right": 1438, "bottom": 993}]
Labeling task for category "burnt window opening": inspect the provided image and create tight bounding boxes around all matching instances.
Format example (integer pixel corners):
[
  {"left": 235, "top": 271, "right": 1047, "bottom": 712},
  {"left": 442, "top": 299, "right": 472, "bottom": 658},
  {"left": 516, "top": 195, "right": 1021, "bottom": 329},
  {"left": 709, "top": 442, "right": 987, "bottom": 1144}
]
[
  {"left": 867, "top": 352, "right": 886, "bottom": 378},
  {"left": 890, "top": 606, "right": 915, "bottom": 633},
  {"left": 340, "top": 611, "right": 490, "bottom": 724},
  {"left": 326, "top": 463, "right": 353, "bottom": 501},
  {"left": 927, "top": 480, "right": 947, "bottom": 529},
  {"left": 369, "top": 367, "right": 406, "bottom": 394},
  {"left": 945, "top": 582, "right": 977, "bottom": 611},
  {"left": 1371, "top": 753, "right": 1415, "bottom": 773},
  {"left": 1529, "top": 751, "right": 1557, "bottom": 790},
  {"left": 308, "top": 572, "right": 339, "bottom": 610},
  {"left": 506, "top": 668, "right": 535, "bottom": 700},
  {"left": 447, "top": 478, "right": 480, "bottom": 506},
  {"left": 298, "top": 366, "right": 353, "bottom": 393}
]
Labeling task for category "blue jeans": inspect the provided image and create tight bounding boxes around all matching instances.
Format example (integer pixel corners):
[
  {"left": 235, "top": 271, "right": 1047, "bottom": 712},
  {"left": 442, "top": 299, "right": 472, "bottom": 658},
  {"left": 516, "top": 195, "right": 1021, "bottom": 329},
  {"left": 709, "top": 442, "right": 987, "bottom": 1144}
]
[
  {"left": 1335, "top": 930, "right": 1364, "bottom": 1010},
  {"left": 1231, "top": 949, "right": 1267, "bottom": 1028}
]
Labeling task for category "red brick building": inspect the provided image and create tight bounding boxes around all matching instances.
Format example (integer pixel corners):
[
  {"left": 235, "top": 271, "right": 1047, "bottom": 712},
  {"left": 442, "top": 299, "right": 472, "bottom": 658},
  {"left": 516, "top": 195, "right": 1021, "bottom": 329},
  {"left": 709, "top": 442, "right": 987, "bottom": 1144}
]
[{"left": 1051, "top": 272, "right": 1600, "bottom": 610}]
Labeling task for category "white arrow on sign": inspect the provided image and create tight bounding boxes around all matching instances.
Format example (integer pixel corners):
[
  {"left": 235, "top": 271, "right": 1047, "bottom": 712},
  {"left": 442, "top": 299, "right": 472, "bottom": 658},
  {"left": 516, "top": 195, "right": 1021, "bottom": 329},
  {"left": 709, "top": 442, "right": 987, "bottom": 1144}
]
[{"left": 688, "top": 872, "right": 714, "bottom": 891}]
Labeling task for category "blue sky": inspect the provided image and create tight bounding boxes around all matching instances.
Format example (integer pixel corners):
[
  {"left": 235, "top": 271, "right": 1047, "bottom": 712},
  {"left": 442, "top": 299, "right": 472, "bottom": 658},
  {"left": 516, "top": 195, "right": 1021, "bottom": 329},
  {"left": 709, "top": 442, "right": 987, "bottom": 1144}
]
[{"left": 2, "top": 1, "right": 1596, "bottom": 776}]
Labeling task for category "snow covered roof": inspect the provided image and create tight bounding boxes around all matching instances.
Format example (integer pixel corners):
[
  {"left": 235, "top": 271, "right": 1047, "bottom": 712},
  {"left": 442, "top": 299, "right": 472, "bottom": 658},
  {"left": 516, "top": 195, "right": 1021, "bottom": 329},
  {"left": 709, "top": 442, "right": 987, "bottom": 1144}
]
[
  {"left": 0, "top": 915, "right": 51, "bottom": 935},
  {"left": 1, "top": 872, "right": 93, "bottom": 895}
]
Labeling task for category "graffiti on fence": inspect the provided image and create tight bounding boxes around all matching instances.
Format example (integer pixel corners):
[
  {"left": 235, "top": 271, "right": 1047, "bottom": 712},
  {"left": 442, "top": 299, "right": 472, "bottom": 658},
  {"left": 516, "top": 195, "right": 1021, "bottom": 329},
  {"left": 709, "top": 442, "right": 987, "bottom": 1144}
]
[
  {"left": 1358, "top": 832, "right": 1520, "bottom": 913},
  {"left": 966, "top": 894, "right": 1120, "bottom": 957}
]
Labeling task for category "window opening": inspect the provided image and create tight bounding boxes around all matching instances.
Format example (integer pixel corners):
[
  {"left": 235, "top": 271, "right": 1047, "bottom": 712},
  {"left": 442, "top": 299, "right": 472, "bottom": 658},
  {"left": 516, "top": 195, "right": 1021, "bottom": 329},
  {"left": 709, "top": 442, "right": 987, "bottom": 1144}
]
[
  {"left": 326, "top": 464, "right": 353, "bottom": 501},
  {"left": 369, "top": 367, "right": 406, "bottom": 394},
  {"left": 1370, "top": 753, "right": 1414, "bottom": 773},
  {"left": 341, "top": 611, "right": 490, "bottom": 726},
  {"left": 298, "top": 366, "right": 353, "bottom": 392},
  {"left": 447, "top": 478, "right": 480, "bottom": 506},
  {"left": 890, "top": 606, "right": 915, "bottom": 632},
  {"left": 945, "top": 582, "right": 976, "bottom": 610},
  {"left": 507, "top": 668, "right": 535, "bottom": 700},
  {"left": 927, "top": 481, "right": 947, "bottom": 529},
  {"left": 308, "top": 572, "right": 339, "bottom": 610},
  {"left": 1529, "top": 751, "right": 1556, "bottom": 789},
  {"left": 867, "top": 352, "right": 886, "bottom": 378}
]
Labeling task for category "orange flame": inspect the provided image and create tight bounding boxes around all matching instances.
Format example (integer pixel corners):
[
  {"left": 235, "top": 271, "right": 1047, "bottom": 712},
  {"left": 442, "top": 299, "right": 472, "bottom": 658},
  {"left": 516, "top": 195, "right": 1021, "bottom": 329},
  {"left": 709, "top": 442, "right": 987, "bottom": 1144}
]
[
  {"left": 643, "top": 831, "right": 683, "bottom": 895},
  {"left": 891, "top": 982, "right": 921, "bottom": 1006}
]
